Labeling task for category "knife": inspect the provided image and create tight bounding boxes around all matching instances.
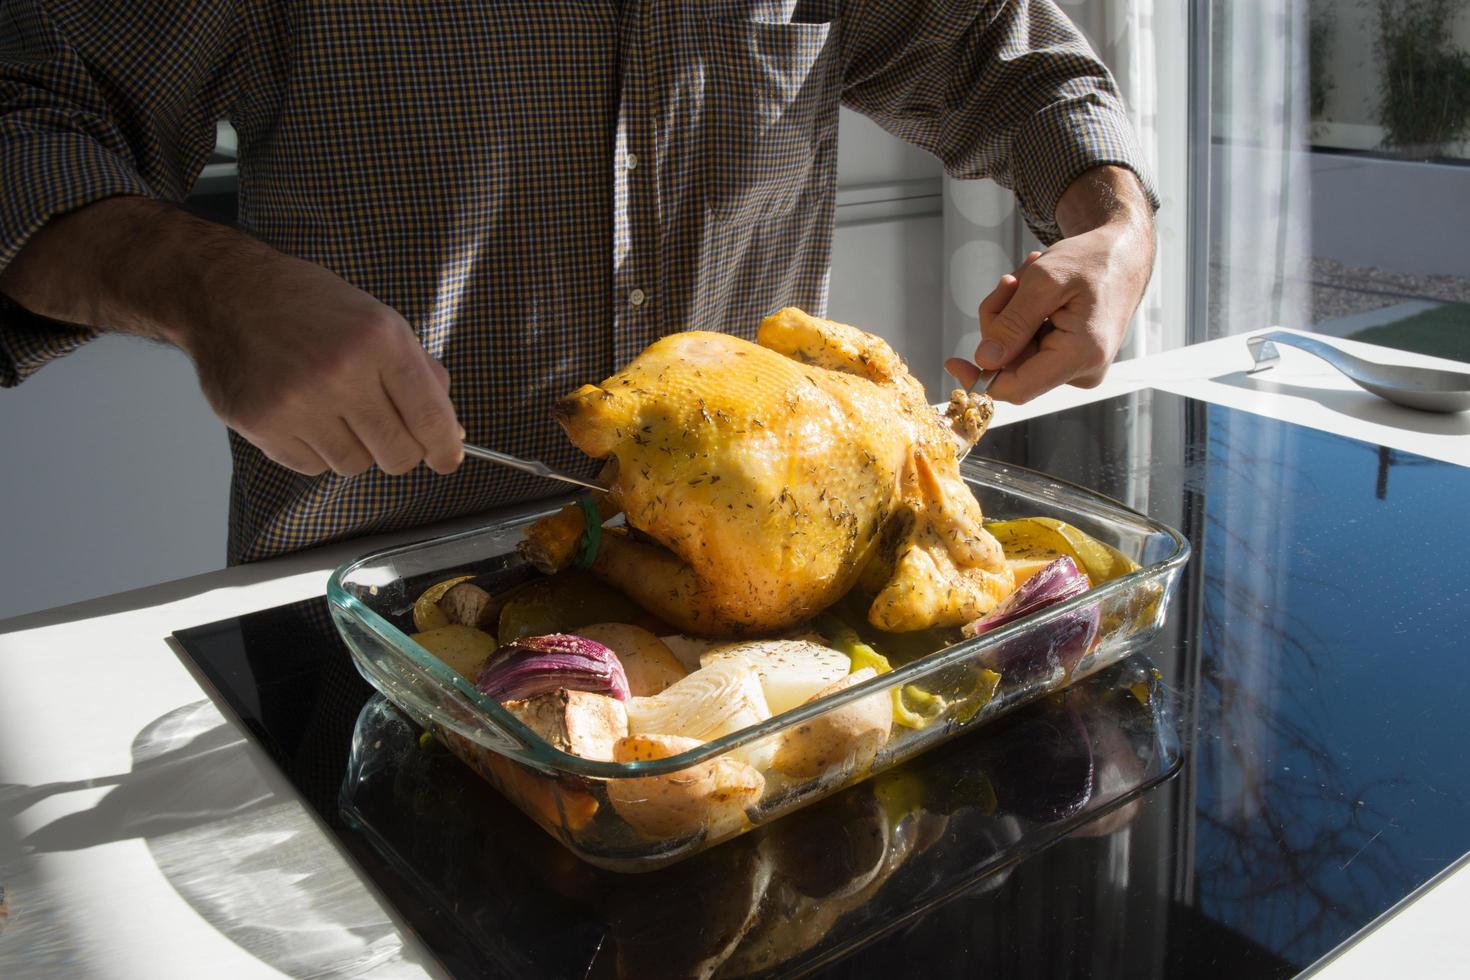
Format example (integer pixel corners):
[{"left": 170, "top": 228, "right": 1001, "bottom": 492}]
[{"left": 462, "top": 442, "right": 608, "bottom": 492}]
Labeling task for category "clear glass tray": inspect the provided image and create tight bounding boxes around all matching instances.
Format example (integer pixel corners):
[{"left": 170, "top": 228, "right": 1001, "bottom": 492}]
[
  {"left": 339, "top": 653, "right": 1182, "bottom": 978},
  {"left": 328, "top": 456, "right": 1189, "bottom": 871}
]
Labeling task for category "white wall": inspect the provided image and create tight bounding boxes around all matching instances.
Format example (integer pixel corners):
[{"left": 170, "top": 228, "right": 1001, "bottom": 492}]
[
  {"left": 0, "top": 338, "right": 231, "bottom": 620},
  {"left": 0, "top": 109, "right": 947, "bottom": 621},
  {"left": 830, "top": 109, "right": 944, "bottom": 393}
]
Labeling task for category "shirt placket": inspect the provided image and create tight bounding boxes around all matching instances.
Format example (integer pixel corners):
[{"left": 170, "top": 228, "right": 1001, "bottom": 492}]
[{"left": 612, "top": 0, "right": 659, "bottom": 370}]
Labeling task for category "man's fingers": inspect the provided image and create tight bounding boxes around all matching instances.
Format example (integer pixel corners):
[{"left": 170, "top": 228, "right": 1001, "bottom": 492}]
[
  {"left": 985, "top": 345, "right": 1079, "bottom": 405},
  {"left": 308, "top": 418, "right": 376, "bottom": 476},
  {"left": 345, "top": 390, "right": 433, "bottom": 476},
  {"left": 966, "top": 252, "right": 1046, "bottom": 373},
  {"left": 944, "top": 357, "right": 983, "bottom": 390},
  {"left": 262, "top": 436, "right": 330, "bottom": 476},
  {"left": 429, "top": 355, "right": 451, "bottom": 393},
  {"left": 978, "top": 273, "right": 1019, "bottom": 322},
  {"left": 975, "top": 268, "right": 1062, "bottom": 370},
  {"left": 384, "top": 354, "right": 465, "bottom": 475}
]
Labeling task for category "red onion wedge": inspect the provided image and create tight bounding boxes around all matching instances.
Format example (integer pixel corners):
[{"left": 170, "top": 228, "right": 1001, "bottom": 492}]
[
  {"left": 475, "top": 633, "right": 630, "bottom": 702},
  {"left": 965, "top": 556, "right": 1099, "bottom": 680}
]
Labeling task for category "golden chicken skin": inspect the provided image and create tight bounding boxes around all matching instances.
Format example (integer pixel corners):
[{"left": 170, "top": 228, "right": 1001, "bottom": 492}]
[{"left": 519, "top": 308, "right": 1013, "bottom": 635}]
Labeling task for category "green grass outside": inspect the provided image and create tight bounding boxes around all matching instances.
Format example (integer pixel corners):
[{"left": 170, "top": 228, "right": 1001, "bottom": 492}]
[{"left": 1348, "top": 302, "right": 1470, "bottom": 364}]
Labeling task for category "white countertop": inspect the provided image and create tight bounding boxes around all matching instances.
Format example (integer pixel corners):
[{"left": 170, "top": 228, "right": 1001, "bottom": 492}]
[{"left": 2, "top": 329, "right": 1466, "bottom": 978}]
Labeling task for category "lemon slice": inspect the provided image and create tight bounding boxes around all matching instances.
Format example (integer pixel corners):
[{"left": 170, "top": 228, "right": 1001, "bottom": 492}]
[{"left": 986, "top": 518, "right": 1138, "bottom": 587}]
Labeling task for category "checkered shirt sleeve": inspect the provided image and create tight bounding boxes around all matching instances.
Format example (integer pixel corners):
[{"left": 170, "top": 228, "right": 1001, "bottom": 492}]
[
  {"left": 0, "top": 0, "right": 238, "bottom": 386},
  {"left": 842, "top": 0, "right": 1159, "bottom": 243}
]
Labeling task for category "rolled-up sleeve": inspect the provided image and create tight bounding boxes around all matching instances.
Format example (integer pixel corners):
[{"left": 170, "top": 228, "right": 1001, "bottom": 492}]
[
  {"left": 0, "top": 0, "right": 238, "bottom": 386},
  {"left": 839, "top": 0, "right": 1159, "bottom": 244}
]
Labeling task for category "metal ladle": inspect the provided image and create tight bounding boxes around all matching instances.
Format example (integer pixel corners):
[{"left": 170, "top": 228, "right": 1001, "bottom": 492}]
[{"left": 1246, "top": 331, "right": 1470, "bottom": 414}]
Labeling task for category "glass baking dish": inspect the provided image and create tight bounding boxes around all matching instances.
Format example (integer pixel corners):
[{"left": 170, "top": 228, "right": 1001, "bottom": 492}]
[
  {"left": 328, "top": 456, "right": 1189, "bottom": 872},
  {"left": 338, "top": 653, "right": 1181, "bottom": 978}
]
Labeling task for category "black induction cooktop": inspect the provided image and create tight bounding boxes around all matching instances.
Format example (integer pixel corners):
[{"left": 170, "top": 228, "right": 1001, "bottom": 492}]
[{"left": 174, "top": 391, "right": 1470, "bottom": 979}]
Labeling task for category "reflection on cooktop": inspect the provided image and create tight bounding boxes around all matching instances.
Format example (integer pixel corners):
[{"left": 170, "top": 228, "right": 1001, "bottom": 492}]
[{"left": 173, "top": 391, "right": 1470, "bottom": 979}]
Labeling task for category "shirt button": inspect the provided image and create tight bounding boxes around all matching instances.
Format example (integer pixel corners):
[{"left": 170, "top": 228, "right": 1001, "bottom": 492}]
[
  {"left": 629, "top": 288, "right": 646, "bottom": 307},
  {"left": 626, "top": 152, "right": 638, "bottom": 170}
]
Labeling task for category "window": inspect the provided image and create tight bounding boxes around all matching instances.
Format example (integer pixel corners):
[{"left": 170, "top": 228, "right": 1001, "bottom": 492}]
[{"left": 1201, "top": 0, "right": 1470, "bottom": 364}]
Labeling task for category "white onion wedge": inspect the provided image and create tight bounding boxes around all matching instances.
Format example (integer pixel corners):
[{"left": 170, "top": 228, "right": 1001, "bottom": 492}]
[
  {"left": 626, "top": 660, "right": 776, "bottom": 770},
  {"left": 700, "top": 639, "right": 850, "bottom": 716}
]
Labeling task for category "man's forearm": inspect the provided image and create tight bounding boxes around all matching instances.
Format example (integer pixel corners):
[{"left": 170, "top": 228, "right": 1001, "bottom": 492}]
[
  {"left": 0, "top": 195, "right": 278, "bottom": 351},
  {"left": 1055, "top": 165, "right": 1156, "bottom": 243},
  {"left": 2, "top": 193, "right": 465, "bottom": 477}
]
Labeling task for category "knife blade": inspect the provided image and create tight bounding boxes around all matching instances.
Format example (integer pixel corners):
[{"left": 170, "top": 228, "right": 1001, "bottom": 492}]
[{"left": 462, "top": 443, "right": 608, "bottom": 492}]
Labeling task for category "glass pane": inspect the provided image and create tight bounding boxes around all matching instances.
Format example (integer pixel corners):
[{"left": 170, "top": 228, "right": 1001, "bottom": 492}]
[{"left": 1206, "top": 0, "right": 1470, "bottom": 364}]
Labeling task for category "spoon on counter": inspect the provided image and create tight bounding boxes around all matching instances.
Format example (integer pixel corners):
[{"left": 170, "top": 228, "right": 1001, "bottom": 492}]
[{"left": 1246, "top": 331, "right": 1470, "bottom": 414}]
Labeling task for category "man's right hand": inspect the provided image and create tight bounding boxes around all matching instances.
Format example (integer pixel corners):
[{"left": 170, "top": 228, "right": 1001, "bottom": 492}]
[
  {"left": 0, "top": 196, "right": 465, "bottom": 477},
  {"left": 182, "top": 253, "right": 465, "bottom": 476}
]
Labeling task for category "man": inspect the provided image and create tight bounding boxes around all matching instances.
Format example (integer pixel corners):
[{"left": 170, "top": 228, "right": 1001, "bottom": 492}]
[{"left": 0, "top": 0, "right": 1156, "bottom": 564}]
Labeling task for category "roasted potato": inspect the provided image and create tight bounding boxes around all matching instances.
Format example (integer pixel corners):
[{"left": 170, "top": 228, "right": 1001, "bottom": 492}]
[
  {"left": 439, "top": 581, "right": 500, "bottom": 629},
  {"left": 606, "top": 734, "right": 765, "bottom": 840},
  {"left": 575, "top": 623, "right": 687, "bottom": 696},
  {"left": 772, "top": 667, "right": 893, "bottom": 779},
  {"left": 501, "top": 688, "right": 629, "bottom": 762},
  {"left": 409, "top": 624, "right": 497, "bottom": 680},
  {"left": 411, "top": 574, "right": 472, "bottom": 631}
]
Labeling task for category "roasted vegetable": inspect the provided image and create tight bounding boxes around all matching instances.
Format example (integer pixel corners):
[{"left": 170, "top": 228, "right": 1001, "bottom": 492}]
[
  {"left": 411, "top": 574, "right": 473, "bottom": 631},
  {"left": 410, "top": 624, "right": 498, "bottom": 680},
  {"left": 438, "top": 726, "right": 601, "bottom": 832},
  {"left": 439, "top": 581, "right": 500, "bottom": 629},
  {"left": 985, "top": 517, "right": 1137, "bottom": 587},
  {"left": 501, "top": 688, "right": 628, "bottom": 761},
  {"left": 496, "top": 570, "right": 651, "bottom": 644},
  {"left": 817, "top": 616, "right": 946, "bottom": 729},
  {"left": 606, "top": 734, "right": 766, "bottom": 840},
  {"left": 660, "top": 633, "right": 719, "bottom": 673},
  {"left": 626, "top": 659, "right": 776, "bottom": 770},
  {"left": 475, "top": 633, "right": 631, "bottom": 702},
  {"left": 700, "top": 639, "right": 850, "bottom": 716},
  {"left": 772, "top": 667, "right": 893, "bottom": 779},
  {"left": 966, "top": 555, "right": 1090, "bottom": 630},
  {"left": 625, "top": 658, "right": 771, "bottom": 742},
  {"left": 575, "top": 623, "right": 688, "bottom": 696},
  {"left": 965, "top": 555, "right": 1100, "bottom": 680}
]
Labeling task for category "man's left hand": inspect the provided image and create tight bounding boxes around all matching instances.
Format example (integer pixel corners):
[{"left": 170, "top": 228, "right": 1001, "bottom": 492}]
[{"left": 945, "top": 166, "right": 1156, "bottom": 404}]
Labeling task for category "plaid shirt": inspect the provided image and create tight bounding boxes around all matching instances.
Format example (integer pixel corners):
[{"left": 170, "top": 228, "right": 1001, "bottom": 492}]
[{"left": 0, "top": 0, "right": 1156, "bottom": 564}]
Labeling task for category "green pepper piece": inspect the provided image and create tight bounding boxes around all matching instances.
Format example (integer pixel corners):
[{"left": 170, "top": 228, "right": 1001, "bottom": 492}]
[
  {"left": 816, "top": 614, "right": 948, "bottom": 729},
  {"left": 952, "top": 669, "right": 1002, "bottom": 725}
]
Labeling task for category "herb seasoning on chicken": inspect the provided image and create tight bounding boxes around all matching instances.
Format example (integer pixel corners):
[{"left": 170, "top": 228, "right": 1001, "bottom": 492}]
[{"left": 520, "top": 308, "right": 1014, "bottom": 634}]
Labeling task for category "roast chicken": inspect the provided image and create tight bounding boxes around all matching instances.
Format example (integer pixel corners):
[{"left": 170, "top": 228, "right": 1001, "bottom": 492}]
[{"left": 519, "top": 308, "right": 1014, "bottom": 635}]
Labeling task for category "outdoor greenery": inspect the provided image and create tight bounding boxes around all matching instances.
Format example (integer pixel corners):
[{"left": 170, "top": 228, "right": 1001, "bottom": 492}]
[
  {"left": 1310, "top": 5, "right": 1336, "bottom": 124},
  {"left": 1372, "top": 0, "right": 1470, "bottom": 154},
  {"left": 1351, "top": 303, "right": 1470, "bottom": 362}
]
